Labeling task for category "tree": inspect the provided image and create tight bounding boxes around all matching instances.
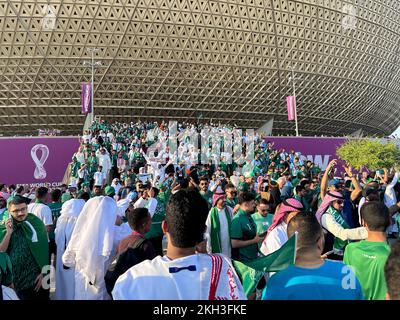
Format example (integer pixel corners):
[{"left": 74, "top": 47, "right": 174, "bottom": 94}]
[{"left": 337, "top": 139, "right": 400, "bottom": 171}]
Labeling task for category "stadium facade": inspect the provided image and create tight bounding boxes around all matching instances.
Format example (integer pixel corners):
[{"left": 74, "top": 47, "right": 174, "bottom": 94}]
[{"left": 0, "top": 0, "right": 399, "bottom": 137}]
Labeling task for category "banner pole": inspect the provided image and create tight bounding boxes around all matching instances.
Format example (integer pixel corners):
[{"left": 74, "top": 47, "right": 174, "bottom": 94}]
[
  {"left": 291, "top": 68, "right": 299, "bottom": 137},
  {"left": 91, "top": 50, "right": 95, "bottom": 122}
]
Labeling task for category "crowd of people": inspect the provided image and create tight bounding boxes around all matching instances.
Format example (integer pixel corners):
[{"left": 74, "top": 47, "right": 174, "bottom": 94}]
[{"left": 0, "top": 119, "right": 399, "bottom": 300}]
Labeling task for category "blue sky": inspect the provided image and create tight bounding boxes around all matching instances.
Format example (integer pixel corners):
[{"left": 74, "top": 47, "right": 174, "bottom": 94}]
[{"left": 393, "top": 126, "right": 400, "bottom": 136}]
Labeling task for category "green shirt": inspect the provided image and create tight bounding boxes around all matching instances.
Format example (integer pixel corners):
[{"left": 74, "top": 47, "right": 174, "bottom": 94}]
[
  {"left": 230, "top": 209, "right": 258, "bottom": 262},
  {"left": 251, "top": 212, "right": 273, "bottom": 249},
  {"left": 344, "top": 240, "right": 390, "bottom": 300},
  {"left": 0, "top": 209, "right": 7, "bottom": 223},
  {"left": 47, "top": 202, "right": 62, "bottom": 240},
  {"left": 251, "top": 212, "right": 273, "bottom": 235},
  {"left": 200, "top": 190, "right": 213, "bottom": 209},
  {"left": 71, "top": 161, "right": 81, "bottom": 178},
  {"left": 237, "top": 182, "right": 249, "bottom": 193},
  {"left": 145, "top": 198, "right": 166, "bottom": 239},
  {"left": 226, "top": 198, "right": 238, "bottom": 209},
  {"left": 294, "top": 195, "right": 311, "bottom": 213},
  {"left": 219, "top": 162, "right": 228, "bottom": 174},
  {"left": 7, "top": 226, "right": 41, "bottom": 291}
]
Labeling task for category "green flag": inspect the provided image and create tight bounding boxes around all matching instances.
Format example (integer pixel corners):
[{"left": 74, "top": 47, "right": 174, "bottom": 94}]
[
  {"left": 233, "top": 232, "right": 297, "bottom": 297},
  {"left": 0, "top": 214, "right": 49, "bottom": 271},
  {"left": 233, "top": 260, "right": 264, "bottom": 297},
  {"left": 0, "top": 252, "right": 13, "bottom": 286}
]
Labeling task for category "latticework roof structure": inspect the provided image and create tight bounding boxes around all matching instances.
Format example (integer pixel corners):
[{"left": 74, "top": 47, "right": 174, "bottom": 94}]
[{"left": 0, "top": 0, "right": 399, "bottom": 136}]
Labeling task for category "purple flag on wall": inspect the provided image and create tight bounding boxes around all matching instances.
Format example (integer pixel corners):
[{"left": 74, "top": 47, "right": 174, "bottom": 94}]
[{"left": 81, "top": 82, "right": 92, "bottom": 114}]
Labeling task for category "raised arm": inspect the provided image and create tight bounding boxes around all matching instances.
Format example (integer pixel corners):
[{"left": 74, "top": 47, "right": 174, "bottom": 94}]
[
  {"left": 343, "top": 165, "right": 362, "bottom": 201},
  {"left": 321, "top": 214, "right": 367, "bottom": 241},
  {"left": 320, "top": 159, "right": 337, "bottom": 200}
]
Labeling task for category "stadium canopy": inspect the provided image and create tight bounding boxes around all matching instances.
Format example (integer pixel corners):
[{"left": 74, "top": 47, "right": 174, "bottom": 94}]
[{"left": 0, "top": 0, "right": 399, "bottom": 136}]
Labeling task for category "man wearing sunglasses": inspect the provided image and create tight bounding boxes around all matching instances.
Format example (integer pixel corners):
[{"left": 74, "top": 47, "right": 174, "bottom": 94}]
[
  {"left": 316, "top": 191, "right": 367, "bottom": 261},
  {"left": 199, "top": 177, "right": 213, "bottom": 209},
  {"left": 224, "top": 183, "right": 238, "bottom": 211},
  {"left": 252, "top": 199, "right": 273, "bottom": 249}
]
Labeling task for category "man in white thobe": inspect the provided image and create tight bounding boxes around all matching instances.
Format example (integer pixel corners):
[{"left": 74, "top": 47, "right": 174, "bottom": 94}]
[
  {"left": 385, "top": 171, "right": 399, "bottom": 236},
  {"left": 112, "top": 189, "right": 246, "bottom": 300},
  {"left": 62, "top": 196, "right": 119, "bottom": 300},
  {"left": 205, "top": 192, "right": 233, "bottom": 258},
  {"left": 96, "top": 148, "right": 112, "bottom": 180},
  {"left": 54, "top": 198, "right": 86, "bottom": 300}
]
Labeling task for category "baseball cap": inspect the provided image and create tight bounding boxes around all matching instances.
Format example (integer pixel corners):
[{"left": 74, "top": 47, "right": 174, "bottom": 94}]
[{"left": 328, "top": 179, "right": 341, "bottom": 187}]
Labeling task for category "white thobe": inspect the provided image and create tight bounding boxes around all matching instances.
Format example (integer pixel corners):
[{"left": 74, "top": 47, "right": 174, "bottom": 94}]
[
  {"left": 385, "top": 173, "right": 399, "bottom": 233},
  {"left": 55, "top": 230, "right": 77, "bottom": 300},
  {"left": 205, "top": 207, "right": 233, "bottom": 258},
  {"left": 54, "top": 199, "right": 86, "bottom": 300},
  {"left": 260, "top": 222, "right": 288, "bottom": 256},
  {"left": 62, "top": 197, "right": 119, "bottom": 300},
  {"left": 97, "top": 153, "right": 112, "bottom": 175},
  {"left": 112, "top": 254, "right": 247, "bottom": 300}
]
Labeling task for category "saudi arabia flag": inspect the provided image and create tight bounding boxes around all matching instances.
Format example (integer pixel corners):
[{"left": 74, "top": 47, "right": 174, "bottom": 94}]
[{"left": 233, "top": 232, "right": 297, "bottom": 297}]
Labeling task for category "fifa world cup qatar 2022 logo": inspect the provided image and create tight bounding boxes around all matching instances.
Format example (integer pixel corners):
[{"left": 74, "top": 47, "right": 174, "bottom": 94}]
[{"left": 31, "top": 144, "right": 49, "bottom": 180}]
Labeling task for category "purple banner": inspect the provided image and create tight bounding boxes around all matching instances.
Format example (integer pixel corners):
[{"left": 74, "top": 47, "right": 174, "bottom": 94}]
[
  {"left": 264, "top": 137, "right": 348, "bottom": 172},
  {"left": 0, "top": 137, "right": 80, "bottom": 186},
  {"left": 286, "top": 96, "right": 296, "bottom": 121},
  {"left": 0, "top": 135, "right": 352, "bottom": 187},
  {"left": 81, "top": 82, "right": 92, "bottom": 114}
]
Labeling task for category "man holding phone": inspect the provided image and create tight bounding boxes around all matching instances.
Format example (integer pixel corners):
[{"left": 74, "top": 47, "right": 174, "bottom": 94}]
[{"left": 0, "top": 196, "right": 49, "bottom": 300}]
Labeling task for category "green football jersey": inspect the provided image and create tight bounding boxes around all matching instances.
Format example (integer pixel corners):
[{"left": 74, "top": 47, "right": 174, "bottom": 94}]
[
  {"left": 230, "top": 209, "right": 258, "bottom": 262},
  {"left": 344, "top": 240, "right": 390, "bottom": 300}
]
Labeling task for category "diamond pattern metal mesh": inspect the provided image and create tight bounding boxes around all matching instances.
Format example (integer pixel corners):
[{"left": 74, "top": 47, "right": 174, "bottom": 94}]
[{"left": 0, "top": 0, "right": 399, "bottom": 136}]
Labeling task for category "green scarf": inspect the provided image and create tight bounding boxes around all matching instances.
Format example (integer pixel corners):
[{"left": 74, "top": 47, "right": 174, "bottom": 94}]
[
  {"left": 209, "top": 206, "right": 232, "bottom": 254},
  {"left": 327, "top": 206, "right": 350, "bottom": 252},
  {"left": 0, "top": 214, "right": 49, "bottom": 271}
]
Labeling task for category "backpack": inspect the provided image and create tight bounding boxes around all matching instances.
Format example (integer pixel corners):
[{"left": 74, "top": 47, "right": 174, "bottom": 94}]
[{"left": 104, "top": 237, "right": 147, "bottom": 297}]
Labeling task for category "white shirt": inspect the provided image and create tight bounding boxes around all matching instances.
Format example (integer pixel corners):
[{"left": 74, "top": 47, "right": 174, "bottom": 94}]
[
  {"left": 112, "top": 183, "right": 122, "bottom": 195},
  {"left": 260, "top": 222, "right": 287, "bottom": 256},
  {"left": 82, "top": 134, "right": 91, "bottom": 144},
  {"left": 134, "top": 197, "right": 148, "bottom": 209},
  {"left": 78, "top": 168, "right": 87, "bottom": 179},
  {"left": 74, "top": 152, "right": 85, "bottom": 164},
  {"left": 28, "top": 202, "right": 53, "bottom": 226},
  {"left": 107, "top": 132, "right": 114, "bottom": 141},
  {"left": 94, "top": 171, "right": 105, "bottom": 186},
  {"left": 96, "top": 152, "right": 112, "bottom": 173},
  {"left": 385, "top": 173, "right": 398, "bottom": 208},
  {"left": 147, "top": 198, "right": 158, "bottom": 218},
  {"left": 1, "top": 286, "right": 19, "bottom": 300},
  {"left": 112, "top": 254, "right": 247, "bottom": 300}
]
